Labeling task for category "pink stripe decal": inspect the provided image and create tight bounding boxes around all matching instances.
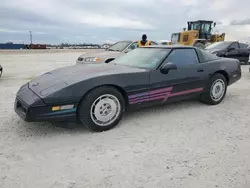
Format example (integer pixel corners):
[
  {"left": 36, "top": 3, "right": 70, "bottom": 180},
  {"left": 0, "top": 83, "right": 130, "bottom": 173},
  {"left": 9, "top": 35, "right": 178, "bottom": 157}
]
[
  {"left": 129, "top": 87, "right": 203, "bottom": 104},
  {"left": 168, "top": 88, "right": 203, "bottom": 97},
  {"left": 150, "top": 87, "right": 173, "bottom": 95},
  {"left": 129, "top": 86, "right": 173, "bottom": 99},
  {"left": 150, "top": 92, "right": 171, "bottom": 101},
  {"left": 129, "top": 91, "right": 171, "bottom": 102}
]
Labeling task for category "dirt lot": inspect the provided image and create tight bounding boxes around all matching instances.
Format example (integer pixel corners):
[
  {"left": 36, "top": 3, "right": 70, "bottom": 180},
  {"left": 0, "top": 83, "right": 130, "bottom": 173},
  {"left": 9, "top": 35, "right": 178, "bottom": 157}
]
[{"left": 1, "top": 50, "right": 250, "bottom": 188}]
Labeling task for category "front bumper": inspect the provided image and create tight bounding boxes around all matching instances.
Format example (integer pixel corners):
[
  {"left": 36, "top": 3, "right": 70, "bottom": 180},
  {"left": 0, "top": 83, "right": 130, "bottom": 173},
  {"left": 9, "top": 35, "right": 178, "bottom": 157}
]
[
  {"left": 76, "top": 57, "right": 105, "bottom": 64},
  {"left": 76, "top": 57, "right": 85, "bottom": 64},
  {"left": 14, "top": 83, "right": 77, "bottom": 122},
  {"left": 76, "top": 60, "right": 104, "bottom": 64},
  {"left": 76, "top": 60, "right": 84, "bottom": 65}
]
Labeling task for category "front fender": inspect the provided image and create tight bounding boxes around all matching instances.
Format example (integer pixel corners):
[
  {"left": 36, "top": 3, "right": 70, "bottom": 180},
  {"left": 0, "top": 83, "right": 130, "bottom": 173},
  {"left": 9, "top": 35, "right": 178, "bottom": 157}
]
[{"left": 43, "top": 73, "right": 150, "bottom": 105}]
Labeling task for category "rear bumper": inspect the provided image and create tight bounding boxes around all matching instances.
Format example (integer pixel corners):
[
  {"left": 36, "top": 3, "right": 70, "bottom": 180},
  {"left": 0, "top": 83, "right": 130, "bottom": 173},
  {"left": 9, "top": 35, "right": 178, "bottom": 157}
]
[
  {"left": 14, "top": 83, "right": 77, "bottom": 123},
  {"left": 228, "top": 69, "right": 241, "bottom": 86}
]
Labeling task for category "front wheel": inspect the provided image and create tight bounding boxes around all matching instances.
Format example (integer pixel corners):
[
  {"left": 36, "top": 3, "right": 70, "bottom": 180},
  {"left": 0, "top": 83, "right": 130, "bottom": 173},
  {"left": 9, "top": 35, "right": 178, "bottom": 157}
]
[
  {"left": 78, "top": 86, "right": 125, "bottom": 132},
  {"left": 200, "top": 73, "right": 227, "bottom": 105}
]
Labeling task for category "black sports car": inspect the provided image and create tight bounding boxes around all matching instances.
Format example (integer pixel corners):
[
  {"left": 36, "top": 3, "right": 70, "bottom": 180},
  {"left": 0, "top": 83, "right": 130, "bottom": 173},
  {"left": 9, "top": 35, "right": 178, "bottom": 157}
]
[{"left": 14, "top": 45, "right": 241, "bottom": 132}]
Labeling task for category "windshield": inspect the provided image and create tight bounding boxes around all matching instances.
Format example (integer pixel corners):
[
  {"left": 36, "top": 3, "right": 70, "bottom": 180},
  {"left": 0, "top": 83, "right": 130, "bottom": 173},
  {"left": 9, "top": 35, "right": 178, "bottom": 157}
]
[
  {"left": 205, "top": 42, "right": 232, "bottom": 50},
  {"left": 112, "top": 48, "right": 171, "bottom": 69},
  {"left": 107, "top": 41, "right": 132, "bottom": 52},
  {"left": 190, "top": 23, "right": 201, "bottom": 30}
]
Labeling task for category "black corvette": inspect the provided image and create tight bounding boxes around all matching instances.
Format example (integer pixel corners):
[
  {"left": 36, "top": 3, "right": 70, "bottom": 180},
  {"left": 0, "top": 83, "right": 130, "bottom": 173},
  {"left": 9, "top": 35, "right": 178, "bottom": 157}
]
[{"left": 14, "top": 45, "right": 241, "bottom": 132}]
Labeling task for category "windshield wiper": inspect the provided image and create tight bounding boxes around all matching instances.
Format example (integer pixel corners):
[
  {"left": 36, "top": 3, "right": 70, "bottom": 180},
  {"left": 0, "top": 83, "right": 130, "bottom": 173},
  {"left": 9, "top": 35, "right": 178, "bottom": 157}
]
[{"left": 107, "top": 49, "right": 115, "bottom": 51}]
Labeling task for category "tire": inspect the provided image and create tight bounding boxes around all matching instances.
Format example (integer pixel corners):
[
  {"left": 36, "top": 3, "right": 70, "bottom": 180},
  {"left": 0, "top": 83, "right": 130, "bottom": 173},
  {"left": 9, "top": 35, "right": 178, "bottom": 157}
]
[
  {"left": 239, "top": 60, "right": 249, "bottom": 65},
  {"left": 194, "top": 42, "right": 205, "bottom": 49},
  {"left": 243, "top": 60, "right": 249, "bottom": 65},
  {"left": 200, "top": 73, "right": 227, "bottom": 105},
  {"left": 0, "top": 68, "right": 2, "bottom": 77},
  {"left": 78, "top": 86, "right": 125, "bottom": 132}
]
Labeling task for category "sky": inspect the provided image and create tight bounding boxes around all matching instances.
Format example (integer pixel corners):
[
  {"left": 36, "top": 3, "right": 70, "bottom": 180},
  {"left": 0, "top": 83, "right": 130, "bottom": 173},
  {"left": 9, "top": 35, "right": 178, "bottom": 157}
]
[{"left": 0, "top": 0, "right": 250, "bottom": 44}]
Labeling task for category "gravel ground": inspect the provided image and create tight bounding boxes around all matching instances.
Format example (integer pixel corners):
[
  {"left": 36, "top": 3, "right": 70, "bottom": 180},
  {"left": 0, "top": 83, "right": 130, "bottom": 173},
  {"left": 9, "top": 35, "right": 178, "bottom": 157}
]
[{"left": 0, "top": 50, "right": 250, "bottom": 188}]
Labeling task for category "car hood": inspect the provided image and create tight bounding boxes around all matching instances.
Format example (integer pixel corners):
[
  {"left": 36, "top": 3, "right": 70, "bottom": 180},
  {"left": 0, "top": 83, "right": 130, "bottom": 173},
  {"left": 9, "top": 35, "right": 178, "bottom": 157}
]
[
  {"left": 28, "top": 63, "right": 146, "bottom": 97},
  {"left": 79, "top": 50, "right": 122, "bottom": 58}
]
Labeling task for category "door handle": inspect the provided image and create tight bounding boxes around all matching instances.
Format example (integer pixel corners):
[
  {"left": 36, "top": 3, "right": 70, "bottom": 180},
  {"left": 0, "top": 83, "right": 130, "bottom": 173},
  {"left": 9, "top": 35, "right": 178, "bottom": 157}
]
[{"left": 197, "top": 68, "right": 204, "bottom": 72}]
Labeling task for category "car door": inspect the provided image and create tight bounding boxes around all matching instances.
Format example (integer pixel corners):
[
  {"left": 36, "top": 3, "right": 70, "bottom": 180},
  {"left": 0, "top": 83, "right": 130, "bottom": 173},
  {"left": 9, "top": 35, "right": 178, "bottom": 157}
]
[
  {"left": 239, "top": 42, "right": 250, "bottom": 62},
  {"left": 149, "top": 48, "right": 206, "bottom": 104},
  {"left": 226, "top": 42, "right": 240, "bottom": 61}
]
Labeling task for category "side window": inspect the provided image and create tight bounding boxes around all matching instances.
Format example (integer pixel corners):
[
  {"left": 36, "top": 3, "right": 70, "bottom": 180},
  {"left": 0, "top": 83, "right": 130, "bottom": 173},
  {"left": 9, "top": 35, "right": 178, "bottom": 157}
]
[
  {"left": 183, "top": 35, "right": 189, "bottom": 42},
  {"left": 201, "top": 23, "right": 211, "bottom": 33},
  {"left": 151, "top": 41, "right": 158, "bottom": 45},
  {"left": 127, "top": 42, "right": 138, "bottom": 50},
  {"left": 239, "top": 43, "right": 248, "bottom": 48},
  {"left": 166, "top": 49, "right": 199, "bottom": 67},
  {"left": 229, "top": 42, "right": 239, "bottom": 49}
]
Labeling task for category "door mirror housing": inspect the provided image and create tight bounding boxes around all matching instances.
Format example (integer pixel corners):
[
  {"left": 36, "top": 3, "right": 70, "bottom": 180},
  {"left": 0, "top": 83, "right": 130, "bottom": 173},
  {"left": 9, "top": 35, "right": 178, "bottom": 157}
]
[
  {"left": 124, "top": 48, "right": 132, "bottom": 53},
  {"left": 160, "top": 62, "right": 177, "bottom": 74},
  {"left": 228, "top": 47, "right": 235, "bottom": 52},
  {"left": 124, "top": 45, "right": 136, "bottom": 53}
]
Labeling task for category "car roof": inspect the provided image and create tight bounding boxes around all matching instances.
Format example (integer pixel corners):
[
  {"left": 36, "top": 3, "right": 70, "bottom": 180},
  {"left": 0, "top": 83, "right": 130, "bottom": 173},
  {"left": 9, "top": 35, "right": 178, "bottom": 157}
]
[
  {"left": 113, "top": 40, "right": 133, "bottom": 43},
  {"left": 141, "top": 44, "right": 197, "bottom": 49},
  {"left": 218, "top": 41, "right": 242, "bottom": 43},
  {"left": 115, "top": 40, "right": 158, "bottom": 43},
  {"left": 212, "top": 41, "right": 249, "bottom": 45}
]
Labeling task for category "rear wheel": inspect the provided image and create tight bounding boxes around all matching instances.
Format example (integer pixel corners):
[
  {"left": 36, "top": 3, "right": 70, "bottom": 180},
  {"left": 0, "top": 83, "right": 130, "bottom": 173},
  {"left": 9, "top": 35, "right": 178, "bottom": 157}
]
[
  {"left": 200, "top": 73, "right": 227, "bottom": 105},
  {"left": 243, "top": 60, "right": 249, "bottom": 65},
  {"left": 194, "top": 42, "right": 205, "bottom": 49},
  {"left": 78, "top": 86, "right": 125, "bottom": 132}
]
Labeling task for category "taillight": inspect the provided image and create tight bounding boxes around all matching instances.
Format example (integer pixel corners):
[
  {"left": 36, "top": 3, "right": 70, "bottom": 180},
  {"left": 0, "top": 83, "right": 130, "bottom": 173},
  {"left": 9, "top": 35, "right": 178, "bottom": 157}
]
[{"left": 238, "top": 62, "right": 241, "bottom": 72}]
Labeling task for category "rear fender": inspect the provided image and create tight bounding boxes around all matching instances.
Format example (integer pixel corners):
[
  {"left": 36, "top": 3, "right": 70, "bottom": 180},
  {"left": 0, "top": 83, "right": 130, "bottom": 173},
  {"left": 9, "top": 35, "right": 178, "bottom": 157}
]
[{"left": 202, "top": 69, "right": 229, "bottom": 93}]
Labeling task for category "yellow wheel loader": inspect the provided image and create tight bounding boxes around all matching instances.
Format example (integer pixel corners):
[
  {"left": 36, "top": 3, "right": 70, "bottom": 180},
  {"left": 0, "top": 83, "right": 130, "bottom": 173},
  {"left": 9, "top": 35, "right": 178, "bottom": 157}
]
[{"left": 170, "top": 20, "right": 225, "bottom": 49}]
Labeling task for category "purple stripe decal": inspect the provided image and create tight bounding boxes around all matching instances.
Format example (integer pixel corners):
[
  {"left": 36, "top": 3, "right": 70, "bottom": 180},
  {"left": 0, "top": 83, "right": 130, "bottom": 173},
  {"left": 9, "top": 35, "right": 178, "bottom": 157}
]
[
  {"left": 129, "top": 87, "right": 204, "bottom": 104},
  {"left": 128, "top": 91, "right": 149, "bottom": 99},
  {"left": 128, "top": 86, "right": 173, "bottom": 100},
  {"left": 129, "top": 92, "right": 171, "bottom": 102},
  {"left": 150, "top": 87, "right": 173, "bottom": 95},
  {"left": 130, "top": 92, "right": 171, "bottom": 104}
]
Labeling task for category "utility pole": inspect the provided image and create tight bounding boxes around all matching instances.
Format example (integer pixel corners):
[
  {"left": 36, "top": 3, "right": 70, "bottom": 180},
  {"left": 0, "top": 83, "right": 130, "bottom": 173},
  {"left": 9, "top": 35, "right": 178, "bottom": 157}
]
[{"left": 29, "top": 31, "right": 32, "bottom": 44}]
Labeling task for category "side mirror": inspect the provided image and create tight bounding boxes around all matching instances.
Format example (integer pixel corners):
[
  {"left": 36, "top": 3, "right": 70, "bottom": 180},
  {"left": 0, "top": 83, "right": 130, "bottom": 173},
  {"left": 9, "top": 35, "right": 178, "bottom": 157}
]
[
  {"left": 130, "top": 46, "right": 136, "bottom": 50},
  {"left": 160, "top": 62, "right": 177, "bottom": 74},
  {"left": 228, "top": 47, "right": 235, "bottom": 52},
  {"left": 124, "top": 48, "right": 132, "bottom": 53}
]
